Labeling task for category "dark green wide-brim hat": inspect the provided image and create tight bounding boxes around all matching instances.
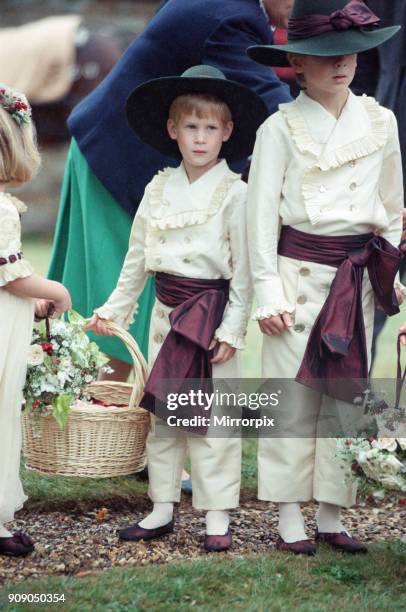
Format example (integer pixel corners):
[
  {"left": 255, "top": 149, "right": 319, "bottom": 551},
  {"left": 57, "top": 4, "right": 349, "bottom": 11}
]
[
  {"left": 126, "top": 65, "right": 268, "bottom": 162},
  {"left": 248, "top": 0, "right": 400, "bottom": 68}
]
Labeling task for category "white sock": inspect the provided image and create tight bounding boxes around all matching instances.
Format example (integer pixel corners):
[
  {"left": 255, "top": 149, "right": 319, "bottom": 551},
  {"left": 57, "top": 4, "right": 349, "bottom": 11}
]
[
  {"left": 139, "top": 502, "right": 174, "bottom": 529},
  {"left": 316, "top": 502, "right": 344, "bottom": 533},
  {"left": 0, "top": 522, "right": 12, "bottom": 538},
  {"left": 205, "top": 510, "right": 229, "bottom": 536},
  {"left": 278, "top": 502, "right": 307, "bottom": 543}
]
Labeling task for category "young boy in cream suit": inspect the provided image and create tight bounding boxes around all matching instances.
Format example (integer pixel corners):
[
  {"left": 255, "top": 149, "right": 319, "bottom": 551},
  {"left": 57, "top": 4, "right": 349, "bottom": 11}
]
[
  {"left": 87, "top": 65, "right": 267, "bottom": 552},
  {"left": 247, "top": 0, "right": 404, "bottom": 555}
]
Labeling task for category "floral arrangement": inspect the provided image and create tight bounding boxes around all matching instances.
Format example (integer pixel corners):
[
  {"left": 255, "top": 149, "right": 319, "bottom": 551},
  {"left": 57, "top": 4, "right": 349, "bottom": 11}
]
[
  {"left": 338, "top": 437, "right": 406, "bottom": 498},
  {"left": 0, "top": 84, "right": 32, "bottom": 125},
  {"left": 24, "top": 311, "right": 111, "bottom": 428}
]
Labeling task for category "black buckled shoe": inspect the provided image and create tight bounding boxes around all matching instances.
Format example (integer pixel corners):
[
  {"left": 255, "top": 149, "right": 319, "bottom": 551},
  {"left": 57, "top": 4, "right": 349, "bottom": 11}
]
[
  {"left": 0, "top": 531, "right": 35, "bottom": 557},
  {"left": 276, "top": 536, "right": 316, "bottom": 556},
  {"left": 315, "top": 530, "right": 367, "bottom": 554},
  {"left": 204, "top": 529, "right": 232, "bottom": 552},
  {"left": 118, "top": 521, "right": 174, "bottom": 542}
]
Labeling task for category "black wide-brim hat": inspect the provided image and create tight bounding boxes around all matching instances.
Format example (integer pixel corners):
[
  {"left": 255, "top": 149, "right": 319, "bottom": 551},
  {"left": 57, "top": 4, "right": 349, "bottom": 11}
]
[
  {"left": 248, "top": 0, "right": 400, "bottom": 68},
  {"left": 126, "top": 65, "right": 268, "bottom": 163}
]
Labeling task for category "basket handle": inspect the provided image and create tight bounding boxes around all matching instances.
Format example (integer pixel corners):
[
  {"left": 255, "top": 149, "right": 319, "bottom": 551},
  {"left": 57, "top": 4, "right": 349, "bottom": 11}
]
[{"left": 89, "top": 320, "right": 149, "bottom": 410}]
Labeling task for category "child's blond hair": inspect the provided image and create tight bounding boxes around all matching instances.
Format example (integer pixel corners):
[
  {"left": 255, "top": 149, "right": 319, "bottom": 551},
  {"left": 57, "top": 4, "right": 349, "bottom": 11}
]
[
  {"left": 169, "top": 93, "right": 232, "bottom": 125},
  {"left": 0, "top": 103, "right": 41, "bottom": 184}
]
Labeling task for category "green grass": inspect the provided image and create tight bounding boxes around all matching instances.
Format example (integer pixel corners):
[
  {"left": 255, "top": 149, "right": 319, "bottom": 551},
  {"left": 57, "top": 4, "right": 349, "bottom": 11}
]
[
  {"left": 21, "top": 466, "right": 148, "bottom": 511},
  {"left": 1, "top": 542, "right": 406, "bottom": 612}
]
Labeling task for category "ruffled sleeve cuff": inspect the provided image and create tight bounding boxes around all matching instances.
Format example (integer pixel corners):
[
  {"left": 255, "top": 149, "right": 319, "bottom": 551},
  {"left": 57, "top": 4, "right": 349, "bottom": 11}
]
[
  {"left": 94, "top": 302, "right": 139, "bottom": 331},
  {"left": 253, "top": 301, "right": 295, "bottom": 321},
  {"left": 0, "top": 257, "right": 33, "bottom": 287},
  {"left": 214, "top": 325, "right": 247, "bottom": 350}
]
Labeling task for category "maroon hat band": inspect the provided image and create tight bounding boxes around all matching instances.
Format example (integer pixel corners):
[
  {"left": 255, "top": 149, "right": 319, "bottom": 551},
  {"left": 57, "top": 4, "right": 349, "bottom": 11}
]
[{"left": 288, "top": 0, "right": 380, "bottom": 41}]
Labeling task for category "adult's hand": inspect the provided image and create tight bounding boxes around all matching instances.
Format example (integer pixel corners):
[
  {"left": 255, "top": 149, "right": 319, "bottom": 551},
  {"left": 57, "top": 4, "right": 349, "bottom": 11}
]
[{"left": 262, "top": 0, "right": 293, "bottom": 29}]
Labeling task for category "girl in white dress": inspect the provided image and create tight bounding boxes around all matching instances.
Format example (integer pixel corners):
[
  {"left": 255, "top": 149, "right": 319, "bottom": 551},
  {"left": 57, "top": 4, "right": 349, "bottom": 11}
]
[{"left": 0, "top": 86, "right": 71, "bottom": 557}]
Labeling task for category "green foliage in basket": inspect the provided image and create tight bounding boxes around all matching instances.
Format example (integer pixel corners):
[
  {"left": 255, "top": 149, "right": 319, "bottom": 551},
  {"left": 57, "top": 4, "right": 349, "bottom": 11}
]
[{"left": 24, "top": 310, "right": 111, "bottom": 428}]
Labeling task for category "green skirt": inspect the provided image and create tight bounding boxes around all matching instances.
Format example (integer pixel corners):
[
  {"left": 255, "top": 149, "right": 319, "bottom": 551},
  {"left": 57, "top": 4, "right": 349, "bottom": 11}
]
[{"left": 48, "top": 139, "right": 155, "bottom": 363}]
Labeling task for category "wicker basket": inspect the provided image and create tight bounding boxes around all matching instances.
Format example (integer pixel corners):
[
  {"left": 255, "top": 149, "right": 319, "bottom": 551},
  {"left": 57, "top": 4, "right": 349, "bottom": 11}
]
[{"left": 22, "top": 320, "right": 151, "bottom": 478}]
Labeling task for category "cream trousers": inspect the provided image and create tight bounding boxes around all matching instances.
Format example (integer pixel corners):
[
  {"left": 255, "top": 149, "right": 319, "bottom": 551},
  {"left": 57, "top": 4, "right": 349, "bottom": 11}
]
[
  {"left": 258, "top": 255, "right": 374, "bottom": 508},
  {"left": 145, "top": 299, "right": 241, "bottom": 510}
]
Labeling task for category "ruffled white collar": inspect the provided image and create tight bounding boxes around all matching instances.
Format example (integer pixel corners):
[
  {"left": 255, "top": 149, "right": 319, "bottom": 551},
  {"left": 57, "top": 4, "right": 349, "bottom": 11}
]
[
  {"left": 147, "top": 160, "right": 240, "bottom": 230},
  {"left": 279, "top": 90, "right": 388, "bottom": 171}
]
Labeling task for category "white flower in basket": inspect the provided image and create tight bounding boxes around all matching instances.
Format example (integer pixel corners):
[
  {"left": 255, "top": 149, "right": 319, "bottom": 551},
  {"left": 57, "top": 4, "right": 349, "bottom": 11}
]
[
  {"left": 338, "top": 436, "right": 406, "bottom": 497},
  {"left": 371, "top": 438, "right": 398, "bottom": 452},
  {"left": 380, "top": 475, "right": 406, "bottom": 492},
  {"left": 27, "top": 344, "right": 45, "bottom": 366},
  {"left": 357, "top": 447, "right": 403, "bottom": 477},
  {"left": 24, "top": 310, "right": 111, "bottom": 429}
]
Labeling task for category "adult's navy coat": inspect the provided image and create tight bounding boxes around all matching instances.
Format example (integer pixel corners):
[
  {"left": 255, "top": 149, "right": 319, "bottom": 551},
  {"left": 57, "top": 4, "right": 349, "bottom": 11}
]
[
  {"left": 352, "top": 0, "right": 406, "bottom": 193},
  {"left": 68, "top": 0, "right": 291, "bottom": 216}
]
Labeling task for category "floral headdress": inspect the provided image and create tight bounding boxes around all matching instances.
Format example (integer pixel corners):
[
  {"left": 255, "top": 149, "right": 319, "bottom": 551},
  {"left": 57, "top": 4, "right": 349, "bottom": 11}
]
[{"left": 0, "top": 85, "right": 32, "bottom": 126}]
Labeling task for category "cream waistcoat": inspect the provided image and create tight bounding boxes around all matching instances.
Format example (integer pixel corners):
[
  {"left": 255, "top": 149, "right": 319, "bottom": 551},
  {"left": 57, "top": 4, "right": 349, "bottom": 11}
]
[
  {"left": 96, "top": 160, "right": 251, "bottom": 348},
  {"left": 247, "top": 91, "right": 404, "bottom": 318}
]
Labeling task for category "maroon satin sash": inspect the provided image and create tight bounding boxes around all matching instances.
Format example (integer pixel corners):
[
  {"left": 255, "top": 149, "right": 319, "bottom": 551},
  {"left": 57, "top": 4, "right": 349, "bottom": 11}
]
[
  {"left": 278, "top": 226, "right": 402, "bottom": 402},
  {"left": 288, "top": 0, "right": 380, "bottom": 40},
  {"left": 141, "top": 272, "right": 229, "bottom": 432}
]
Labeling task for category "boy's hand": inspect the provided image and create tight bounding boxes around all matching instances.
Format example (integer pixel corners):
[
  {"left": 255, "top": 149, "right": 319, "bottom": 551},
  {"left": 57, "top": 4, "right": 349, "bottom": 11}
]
[
  {"left": 85, "top": 314, "right": 114, "bottom": 336},
  {"left": 258, "top": 312, "right": 293, "bottom": 336},
  {"left": 209, "top": 340, "right": 236, "bottom": 364},
  {"left": 396, "top": 287, "right": 404, "bottom": 306}
]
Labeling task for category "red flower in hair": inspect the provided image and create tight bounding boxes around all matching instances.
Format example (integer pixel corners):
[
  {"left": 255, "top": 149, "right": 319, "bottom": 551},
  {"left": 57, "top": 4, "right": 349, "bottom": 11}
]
[
  {"left": 13, "top": 101, "right": 28, "bottom": 111},
  {"left": 0, "top": 85, "right": 32, "bottom": 124}
]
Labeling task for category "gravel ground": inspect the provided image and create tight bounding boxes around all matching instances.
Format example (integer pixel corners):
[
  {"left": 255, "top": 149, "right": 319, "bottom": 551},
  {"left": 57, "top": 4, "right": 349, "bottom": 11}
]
[{"left": 1, "top": 494, "right": 405, "bottom": 584}]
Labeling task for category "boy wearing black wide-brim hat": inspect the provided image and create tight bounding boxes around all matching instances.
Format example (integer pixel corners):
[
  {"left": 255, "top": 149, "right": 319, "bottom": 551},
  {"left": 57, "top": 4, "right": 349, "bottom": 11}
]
[
  {"left": 247, "top": 0, "right": 404, "bottom": 555},
  {"left": 87, "top": 65, "right": 267, "bottom": 552}
]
